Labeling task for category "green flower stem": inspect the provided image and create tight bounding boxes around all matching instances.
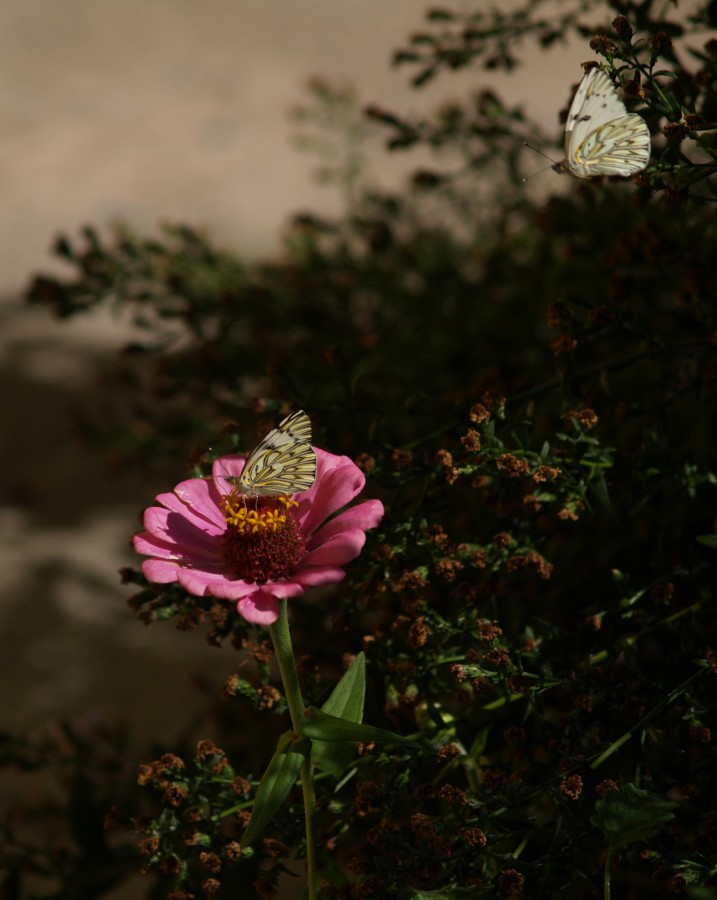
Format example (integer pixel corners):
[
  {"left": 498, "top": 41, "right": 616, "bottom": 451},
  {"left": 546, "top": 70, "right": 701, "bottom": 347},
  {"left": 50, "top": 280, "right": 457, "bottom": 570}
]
[{"left": 269, "top": 600, "right": 318, "bottom": 900}]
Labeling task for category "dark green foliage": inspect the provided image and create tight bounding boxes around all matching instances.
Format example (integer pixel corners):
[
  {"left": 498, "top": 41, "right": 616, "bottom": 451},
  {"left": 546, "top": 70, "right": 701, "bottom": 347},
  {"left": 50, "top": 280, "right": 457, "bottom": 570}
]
[{"left": 9, "top": 0, "right": 717, "bottom": 897}]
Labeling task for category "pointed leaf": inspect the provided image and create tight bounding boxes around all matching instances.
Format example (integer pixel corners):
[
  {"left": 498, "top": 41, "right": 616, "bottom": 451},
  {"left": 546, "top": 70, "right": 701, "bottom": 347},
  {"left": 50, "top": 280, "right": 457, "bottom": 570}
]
[
  {"left": 241, "top": 731, "right": 309, "bottom": 849},
  {"left": 321, "top": 652, "right": 366, "bottom": 720},
  {"left": 590, "top": 472, "right": 612, "bottom": 511},
  {"left": 591, "top": 783, "right": 675, "bottom": 850},
  {"left": 313, "top": 653, "right": 367, "bottom": 777},
  {"left": 303, "top": 707, "right": 416, "bottom": 747}
]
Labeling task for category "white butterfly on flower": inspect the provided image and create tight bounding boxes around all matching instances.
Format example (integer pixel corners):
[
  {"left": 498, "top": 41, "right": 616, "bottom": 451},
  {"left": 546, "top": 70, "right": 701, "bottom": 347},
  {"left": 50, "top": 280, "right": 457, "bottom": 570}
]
[
  {"left": 553, "top": 66, "right": 651, "bottom": 178},
  {"left": 223, "top": 410, "right": 317, "bottom": 498}
]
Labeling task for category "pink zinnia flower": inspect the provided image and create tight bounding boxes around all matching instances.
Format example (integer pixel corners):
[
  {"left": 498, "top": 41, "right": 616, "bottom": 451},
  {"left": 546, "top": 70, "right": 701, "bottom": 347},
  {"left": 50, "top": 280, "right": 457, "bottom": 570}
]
[{"left": 133, "top": 448, "right": 384, "bottom": 626}]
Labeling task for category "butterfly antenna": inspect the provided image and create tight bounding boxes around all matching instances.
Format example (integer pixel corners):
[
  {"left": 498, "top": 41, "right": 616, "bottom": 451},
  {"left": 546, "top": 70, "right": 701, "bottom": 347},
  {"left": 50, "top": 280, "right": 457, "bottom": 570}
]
[{"left": 522, "top": 142, "right": 559, "bottom": 182}]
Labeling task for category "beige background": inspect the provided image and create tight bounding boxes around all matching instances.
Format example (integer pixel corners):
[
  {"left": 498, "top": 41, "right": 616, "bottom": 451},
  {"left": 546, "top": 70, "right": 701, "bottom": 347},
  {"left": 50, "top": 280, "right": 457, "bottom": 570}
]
[{"left": 1, "top": 1, "right": 580, "bottom": 294}]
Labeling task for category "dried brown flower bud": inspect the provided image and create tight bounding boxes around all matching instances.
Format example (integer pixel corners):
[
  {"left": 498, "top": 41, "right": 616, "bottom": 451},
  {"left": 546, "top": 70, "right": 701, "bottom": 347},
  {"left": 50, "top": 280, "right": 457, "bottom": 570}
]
[
  {"left": 558, "top": 506, "right": 580, "bottom": 521},
  {"left": 435, "top": 742, "right": 462, "bottom": 763},
  {"left": 408, "top": 615, "right": 431, "bottom": 648},
  {"left": 137, "top": 764, "right": 154, "bottom": 786},
  {"left": 231, "top": 776, "right": 252, "bottom": 796},
  {"left": 257, "top": 685, "right": 281, "bottom": 711},
  {"left": 445, "top": 465, "right": 460, "bottom": 484},
  {"left": 355, "top": 452, "right": 376, "bottom": 474},
  {"left": 450, "top": 663, "right": 465, "bottom": 682},
  {"left": 650, "top": 31, "right": 674, "bottom": 55},
  {"left": 469, "top": 402, "right": 490, "bottom": 424},
  {"left": 595, "top": 778, "right": 620, "bottom": 798},
  {"left": 562, "top": 408, "right": 598, "bottom": 429},
  {"left": 199, "top": 852, "right": 222, "bottom": 874},
  {"left": 559, "top": 775, "right": 584, "bottom": 800},
  {"left": 461, "top": 826, "right": 488, "bottom": 848},
  {"left": 663, "top": 122, "right": 686, "bottom": 144},
  {"left": 483, "top": 647, "right": 512, "bottom": 668},
  {"left": 138, "top": 836, "right": 161, "bottom": 856},
  {"left": 435, "top": 558, "right": 464, "bottom": 581},
  {"left": 224, "top": 841, "right": 242, "bottom": 862},
  {"left": 689, "top": 724, "right": 711, "bottom": 744},
  {"left": 589, "top": 34, "right": 617, "bottom": 55},
  {"left": 547, "top": 300, "right": 569, "bottom": 327},
  {"left": 392, "top": 448, "right": 412, "bottom": 469},
  {"left": 612, "top": 15, "right": 633, "bottom": 40},
  {"left": 621, "top": 77, "right": 644, "bottom": 100},
  {"left": 163, "top": 784, "right": 189, "bottom": 807},
  {"left": 685, "top": 114, "right": 707, "bottom": 131},
  {"left": 262, "top": 838, "right": 290, "bottom": 859},
  {"left": 196, "top": 740, "right": 223, "bottom": 761},
  {"left": 506, "top": 674, "right": 530, "bottom": 695},
  {"left": 496, "top": 453, "right": 530, "bottom": 477},
  {"left": 551, "top": 333, "right": 578, "bottom": 355},
  {"left": 476, "top": 619, "right": 503, "bottom": 641},
  {"left": 533, "top": 465, "right": 561, "bottom": 483},
  {"left": 498, "top": 867, "right": 525, "bottom": 897},
  {"left": 461, "top": 428, "right": 481, "bottom": 452}
]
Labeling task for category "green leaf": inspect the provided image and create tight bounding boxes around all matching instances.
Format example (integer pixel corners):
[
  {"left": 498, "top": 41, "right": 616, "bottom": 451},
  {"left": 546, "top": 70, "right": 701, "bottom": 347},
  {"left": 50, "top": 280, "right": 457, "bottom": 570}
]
[
  {"left": 241, "top": 731, "right": 309, "bottom": 849},
  {"left": 590, "top": 471, "right": 612, "bottom": 511},
  {"left": 302, "top": 707, "right": 416, "bottom": 747},
  {"left": 313, "top": 653, "right": 366, "bottom": 778},
  {"left": 321, "top": 652, "right": 366, "bottom": 720},
  {"left": 696, "top": 534, "right": 717, "bottom": 549},
  {"left": 591, "top": 783, "right": 675, "bottom": 850}
]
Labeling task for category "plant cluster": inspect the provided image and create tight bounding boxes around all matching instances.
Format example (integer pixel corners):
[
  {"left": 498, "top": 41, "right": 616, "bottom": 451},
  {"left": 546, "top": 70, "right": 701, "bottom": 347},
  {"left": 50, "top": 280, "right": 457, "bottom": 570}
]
[{"left": 5, "top": 0, "right": 717, "bottom": 897}]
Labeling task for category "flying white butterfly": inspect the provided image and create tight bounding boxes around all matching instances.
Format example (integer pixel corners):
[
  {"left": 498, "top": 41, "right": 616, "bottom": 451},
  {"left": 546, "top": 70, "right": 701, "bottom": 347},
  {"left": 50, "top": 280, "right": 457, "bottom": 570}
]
[
  {"left": 222, "top": 410, "right": 317, "bottom": 498},
  {"left": 554, "top": 66, "right": 651, "bottom": 178}
]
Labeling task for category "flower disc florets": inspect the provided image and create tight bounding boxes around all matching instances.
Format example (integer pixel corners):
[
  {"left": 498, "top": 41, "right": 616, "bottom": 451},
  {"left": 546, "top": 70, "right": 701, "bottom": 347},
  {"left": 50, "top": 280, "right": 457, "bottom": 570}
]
[{"left": 221, "top": 495, "right": 306, "bottom": 583}]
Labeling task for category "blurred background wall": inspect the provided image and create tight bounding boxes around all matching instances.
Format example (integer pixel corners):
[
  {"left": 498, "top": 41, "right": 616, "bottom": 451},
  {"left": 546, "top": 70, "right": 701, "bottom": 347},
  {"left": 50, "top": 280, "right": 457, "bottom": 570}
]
[{"left": 0, "top": 1, "right": 580, "bottom": 743}]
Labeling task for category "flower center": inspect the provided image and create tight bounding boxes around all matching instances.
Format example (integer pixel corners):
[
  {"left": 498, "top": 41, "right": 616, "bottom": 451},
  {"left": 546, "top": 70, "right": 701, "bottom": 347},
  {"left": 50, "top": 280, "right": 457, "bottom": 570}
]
[{"left": 221, "top": 493, "right": 306, "bottom": 584}]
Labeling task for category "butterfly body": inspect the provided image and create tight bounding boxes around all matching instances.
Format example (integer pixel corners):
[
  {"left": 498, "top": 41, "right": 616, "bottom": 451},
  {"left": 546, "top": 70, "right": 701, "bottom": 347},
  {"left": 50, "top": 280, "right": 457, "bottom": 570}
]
[
  {"left": 556, "top": 67, "right": 650, "bottom": 178},
  {"left": 231, "top": 410, "right": 317, "bottom": 498}
]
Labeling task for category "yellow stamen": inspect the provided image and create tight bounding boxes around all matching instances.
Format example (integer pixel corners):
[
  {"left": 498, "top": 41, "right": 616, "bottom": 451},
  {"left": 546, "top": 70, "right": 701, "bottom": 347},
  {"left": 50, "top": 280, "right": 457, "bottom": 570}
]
[{"left": 221, "top": 492, "right": 297, "bottom": 533}]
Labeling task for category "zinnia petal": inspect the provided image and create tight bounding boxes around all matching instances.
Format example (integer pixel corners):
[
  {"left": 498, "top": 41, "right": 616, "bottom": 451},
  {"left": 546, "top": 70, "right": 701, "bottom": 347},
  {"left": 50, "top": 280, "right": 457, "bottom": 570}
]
[
  {"left": 296, "top": 449, "right": 367, "bottom": 536},
  {"left": 142, "top": 507, "right": 223, "bottom": 552},
  {"left": 237, "top": 590, "right": 281, "bottom": 625},
  {"left": 141, "top": 558, "right": 185, "bottom": 583},
  {"left": 292, "top": 566, "right": 347, "bottom": 589},
  {"left": 172, "top": 479, "right": 228, "bottom": 529},
  {"left": 302, "top": 529, "right": 368, "bottom": 568},
  {"left": 176, "top": 568, "right": 259, "bottom": 599},
  {"left": 307, "top": 498, "right": 385, "bottom": 550}
]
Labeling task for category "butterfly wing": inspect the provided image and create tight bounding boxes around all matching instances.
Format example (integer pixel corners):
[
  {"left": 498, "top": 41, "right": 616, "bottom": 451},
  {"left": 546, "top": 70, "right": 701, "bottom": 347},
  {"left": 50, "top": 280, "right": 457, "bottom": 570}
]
[
  {"left": 564, "top": 69, "right": 627, "bottom": 150},
  {"left": 568, "top": 114, "right": 651, "bottom": 177},
  {"left": 560, "top": 67, "right": 650, "bottom": 178},
  {"left": 238, "top": 410, "right": 317, "bottom": 497}
]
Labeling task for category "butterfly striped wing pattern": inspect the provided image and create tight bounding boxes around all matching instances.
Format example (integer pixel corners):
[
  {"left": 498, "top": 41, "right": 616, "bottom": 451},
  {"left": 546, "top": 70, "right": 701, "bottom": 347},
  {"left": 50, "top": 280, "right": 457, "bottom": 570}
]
[
  {"left": 557, "top": 67, "right": 651, "bottom": 179},
  {"left": 236, "top": 410, "right": 317, "bottom": 497}
]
